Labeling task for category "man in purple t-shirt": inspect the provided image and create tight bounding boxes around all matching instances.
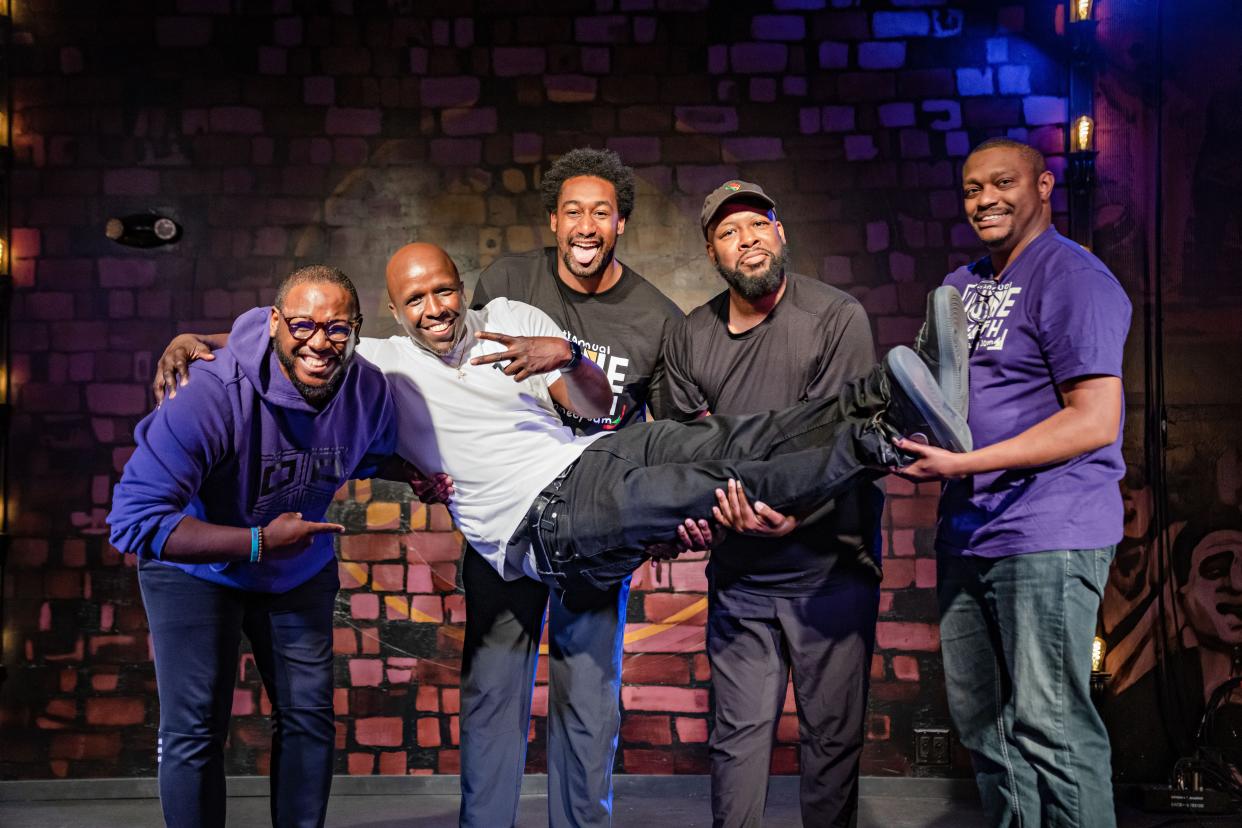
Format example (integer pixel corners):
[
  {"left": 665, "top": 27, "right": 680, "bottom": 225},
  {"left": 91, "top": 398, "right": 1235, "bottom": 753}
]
[{"left": 896, "top": 138, "right": 1131, "bottom": 828}]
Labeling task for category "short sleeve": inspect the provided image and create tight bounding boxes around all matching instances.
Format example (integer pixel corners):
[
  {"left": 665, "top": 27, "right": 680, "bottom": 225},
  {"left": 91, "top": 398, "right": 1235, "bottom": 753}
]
[
  {"left": 1037, "top": 268, "right": 1132, "bottom": 384},
  {"left": 660, "top": 316, "right": 710, "bottom": 420},
  {"left": 803, "top": 299, "right": 876, "bottom": 400}
]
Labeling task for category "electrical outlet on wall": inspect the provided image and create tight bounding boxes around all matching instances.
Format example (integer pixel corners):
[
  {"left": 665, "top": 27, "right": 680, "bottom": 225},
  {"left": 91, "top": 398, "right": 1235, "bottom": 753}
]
[{"left": 914, "top": 727, "right": 952, "bottom": 766}]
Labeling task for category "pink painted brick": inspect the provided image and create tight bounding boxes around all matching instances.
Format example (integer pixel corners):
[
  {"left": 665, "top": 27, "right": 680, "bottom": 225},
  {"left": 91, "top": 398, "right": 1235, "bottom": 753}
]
[
  {"left": 888, "top": 528, "right": 916, "bottom": 557},
  {"left": 371, "top": 564, "right": 404, "bottom": 592},
  {"left": 350, "top": 593, "right": 379, "bottom": 620},
  {"left": 407, "top": 565, "right": 434, "bottom": 593},
  {"left": 875, "top": 621, "right": 940, "bottom": 652},
  {"left": 892, "top": 655, "right": 920, "bottom": 682},
  {"left": 881, "top": 559, "right": 914, "bottom": 590},
  {"left": 355, "top": 717, "right": 403, "bottom": 747},
  {"left": 622, "top": 686, "right": 709, "bottom": 713},
  {"left": 325, "top": 108, "right": 381, "bottom": 136},
  {"left": 675, "top": 717, "right": 708, "bottom": 743},
  {"left": 232, "top": 689, "right": 255, "bottom": 717},
  {"left": 492, "top": 47, "right": 545, "bottom": 77},
  {"left": 408, "top": 596, "right": 444, "bottom": 623},
  {"left": 915, "top": 558, "right": 937, "bottom": 588},
  {"left": 103, "top": 169, "right": 159, "bottom": 196},
  {"left": 12, "top": 227, "right": 41, "bottom": 258},
  {"left": 420, "top": 77, "right": 479, "bottom": 108},
  {"left": 349, "top": 659, "right": 384, "bottom": 687}
]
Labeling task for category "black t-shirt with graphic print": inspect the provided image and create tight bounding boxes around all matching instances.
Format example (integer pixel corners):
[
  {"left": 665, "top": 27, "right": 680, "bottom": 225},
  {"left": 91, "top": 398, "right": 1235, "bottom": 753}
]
[
  {"left": 471, "top": 248, "right": 683, "bottom": 436},
  {"left": 662, "top": 272, "right": 884, "bottom": 595}
]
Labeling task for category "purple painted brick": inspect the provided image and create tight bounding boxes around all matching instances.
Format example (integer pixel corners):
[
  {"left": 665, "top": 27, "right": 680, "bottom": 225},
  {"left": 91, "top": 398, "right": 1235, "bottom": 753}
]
[
  {"left": 325, "top": 108, "right": 381, "bottom": 135},
  {"left": 931, "top": 8, "right": 964, "bottom": 37},
  {"left": 676, "top": 165, "right": 740, "bottom": 195},
  {"left": 258, "top": 47, "right": 286, "bottom": 75},
  {"left": 749, "top": 78, "right": 777, "bottom": 102},
  {"left": 1023, "top": 95, "right": 1067, "bottom": 126},
  {"left": 1006, "top": 127, "right": 1029, "bottom": 141},
  {"left": 606, "top": 137, "right": 661, "bottom": 165},
  {"left": 634, "top": 17, "right": 658, "bottom": 43},
  {"left": 929, "top": 190, "right": 959, "bottom": 219},
  {"left": 582, "top": 47, "right": 610, "bottom": 74},
  {"left": 889, "top": 251, "right": 915, "bottom": 283},
  {"left": 818, "top": 41, "right": 848, "bottom": 68},
  {"left": 99, "top": 258, "right": 157, "bottom": 288},
  {"left": 722, "top": 137, "right": 783, "bottom": 162},
  {"left": 409, "top": 48, "right": 428, "bottom": 74},
  {"left": 822, "top": 105, "right": 855, "bottom": 132},
  {"left": 872, "top": 11, "right": 929, "bottom": 38},
  {"left": 103, "top": 169, "right": 159, "bottom": 196},
  {"left": 753, "top": 15, "right": 805, "bottom": 41},
  {"left": 858, "top": 42, "right": 905, "bottom": 69},
  {"left": 430, "top": 139, "right": 482, "bottom": 166},
  {"left": 273, "top": 16, "right": 301, "bottom": 46},
  {"left": 923, "top": 99, "right": 961, "bottom": 130},
  {"left": 998, "top": 65, "right": 1031, "bottom": 95},
  {"left": 675, "top": 106, "right": 738, "bottom": 134},
  {"left": 421, "top": 77, "right": 480, "bottom": 108},
  {"left": 493, "top": 47, "right": 545, "bottom": 77},
  {"left": 156, "top": 17, "right": 211, "bottom": 47},
  {"left": 987, "top": 37, "right": 1009, "bottom": 63},
  {"left": 900, "top": 129, "right": 931, "bottom": 158},
  {"left": 513, "top": 133, "right": 542, "bottom": 163},
  {"left": 945, "top": 130, "right": 970, "bottom": 156},
  {"left": 304, "top": 76, "right": 334, "bottom": 106},
  {"left": 878, "top": 102, "right": 915, "bottom": 127},
  {"left": 844, "top": 134, "right": 878, "bottom": 161},
  {"left": 799, "top": 107, "right": 821, "bottom": 135},
  {"left": 950, "top": 223, "right": 978, "bottom": 248},
  {"left": 866, "top": 221, "right": 890, "bottom": 252},
  {"left": 27, "top": 291, "right": 73, "bottom": 320},
  {"left": 443, "top": 107, "right": 497, "bottom": 136},
  {"left": 708, "top": 45, "right": 727, "bottom": 74},
  {"left": 821, "top": 255, "right": 853, "bottom": 283},
  {"left": 956, "top": 68, "right": 993, "bottom": 96},
  {"left": 730, "top": 43, "right": 787, "bottom": 73},
  {"left": 783, "top": 76, "right": 807, "bottom": 96},
  {"left": 576, "top": 15, "right": 628, "bottom": 43},
  {"left": 86, "top": 384, "right": 147, "bottom": 416},
  {"left": 210, "top": 107, "right": 263, "bottom": 134},
  {"left": 108, "top": 290, "right": 133, "bottom": 319}
]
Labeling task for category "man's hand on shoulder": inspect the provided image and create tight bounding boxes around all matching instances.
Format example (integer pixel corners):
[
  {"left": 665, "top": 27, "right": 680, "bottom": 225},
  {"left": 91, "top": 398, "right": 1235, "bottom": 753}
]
[{"left": 153, "top": 333, "right": 226, "bottom": 406}]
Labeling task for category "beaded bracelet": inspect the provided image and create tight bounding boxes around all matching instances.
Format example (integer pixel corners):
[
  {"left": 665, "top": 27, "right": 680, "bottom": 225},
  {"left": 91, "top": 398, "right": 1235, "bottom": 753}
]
[{"left": 249, "top": 526, "right": 264, "bottom": 563}]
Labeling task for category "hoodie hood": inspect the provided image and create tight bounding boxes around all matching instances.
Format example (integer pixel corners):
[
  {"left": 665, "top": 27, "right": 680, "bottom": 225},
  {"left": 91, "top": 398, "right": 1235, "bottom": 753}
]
[{"left": 228, "top": 306, "right": 327, "bottom": 413}]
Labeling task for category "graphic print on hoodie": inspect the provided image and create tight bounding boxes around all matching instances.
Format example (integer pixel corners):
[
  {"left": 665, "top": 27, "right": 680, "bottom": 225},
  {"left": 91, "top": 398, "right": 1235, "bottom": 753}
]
[{"left": 108, "top": 307, "right": 397, "bottom": 593}]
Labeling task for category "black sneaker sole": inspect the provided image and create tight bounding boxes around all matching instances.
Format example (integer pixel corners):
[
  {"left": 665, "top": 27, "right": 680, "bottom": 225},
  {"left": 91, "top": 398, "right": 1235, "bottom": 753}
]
[
  {"left": 928, "top": 286, "right": 969, "bottom": 419},
  {"left": 886, "top": 346, "right": 973, "bottom": 452}
]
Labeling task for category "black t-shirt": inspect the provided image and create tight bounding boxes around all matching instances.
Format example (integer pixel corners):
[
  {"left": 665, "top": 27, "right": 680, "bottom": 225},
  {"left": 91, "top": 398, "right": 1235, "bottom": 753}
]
[
  {"left": 471, "top": 248, "right": 683, "bottom": 436},
  {"left": 662, "top": 272, "right": 883, "bottom": 595}
]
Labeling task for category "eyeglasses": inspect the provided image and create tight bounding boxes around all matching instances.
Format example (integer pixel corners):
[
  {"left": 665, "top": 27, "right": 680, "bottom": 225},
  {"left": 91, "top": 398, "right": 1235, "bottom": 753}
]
[{"left": 277, "top": 310, "right": 362, "bottom": 343}]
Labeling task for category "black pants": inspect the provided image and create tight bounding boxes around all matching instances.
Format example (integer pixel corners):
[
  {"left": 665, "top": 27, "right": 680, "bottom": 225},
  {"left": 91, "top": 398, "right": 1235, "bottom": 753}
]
[{"left": 549, "top": 366, "right": 889, "bottom": 589}]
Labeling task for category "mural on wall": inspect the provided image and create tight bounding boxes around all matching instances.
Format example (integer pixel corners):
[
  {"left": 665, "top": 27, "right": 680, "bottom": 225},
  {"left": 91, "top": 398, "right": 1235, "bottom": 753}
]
[{"left": 1095, "top": 0, "right": 1242, "bottom": 786}]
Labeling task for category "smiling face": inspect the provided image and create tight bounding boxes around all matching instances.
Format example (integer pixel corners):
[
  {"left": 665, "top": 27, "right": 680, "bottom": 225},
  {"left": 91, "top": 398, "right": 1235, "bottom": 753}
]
[
  {"left": 1182, "top": 529, "right": 1242, "bottom": 648},
  {"left": 269, "top": 281, "right": 357, "bottom": 407},
  {"left": 550, "top": 175, "right": 626, "bottom": 282},
  {"left": 386, "top": 243, "right": 466, "bottom": 355},
  {"left": 961, "top": 146, "right": 1054, "bottom": 261},
  {"left": 706, "top": 199, "right": 788, "bottom": 300}
]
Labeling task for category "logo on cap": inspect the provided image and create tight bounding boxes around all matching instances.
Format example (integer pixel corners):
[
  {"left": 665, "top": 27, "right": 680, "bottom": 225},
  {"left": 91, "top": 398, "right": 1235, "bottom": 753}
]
[{"left": 724, "top": 181, "right": 742, "bottom": 192}]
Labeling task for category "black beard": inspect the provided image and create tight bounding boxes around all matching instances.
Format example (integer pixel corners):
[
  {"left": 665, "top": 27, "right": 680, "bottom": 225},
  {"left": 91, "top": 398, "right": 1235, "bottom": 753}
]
[
  {"left": 275, "top": 340, "right": 347, "bottom": 409},
  {"left": 561, "top": 241, "right": 616, "bottom": 281},
  {"left": 715, "top": 245, "right": 789, "bottom": 301}
]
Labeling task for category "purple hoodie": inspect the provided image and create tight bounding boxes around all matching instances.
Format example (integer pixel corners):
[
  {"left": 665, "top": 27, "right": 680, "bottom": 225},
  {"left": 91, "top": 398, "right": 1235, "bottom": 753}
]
[{"left": 108, "top": 307, "right": 397, "bottom": 592}]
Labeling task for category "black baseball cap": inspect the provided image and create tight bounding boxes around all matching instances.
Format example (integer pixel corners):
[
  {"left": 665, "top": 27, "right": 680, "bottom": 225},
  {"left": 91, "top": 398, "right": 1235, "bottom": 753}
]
[{"left": 700, "top": 180, "right": 777, "bottom": 237}]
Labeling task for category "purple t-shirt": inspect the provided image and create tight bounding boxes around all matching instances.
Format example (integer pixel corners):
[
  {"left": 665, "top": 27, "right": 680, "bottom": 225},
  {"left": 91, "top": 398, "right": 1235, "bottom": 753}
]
[{"left": 938, "top": 227, "right": 1131, "bottom": 557}]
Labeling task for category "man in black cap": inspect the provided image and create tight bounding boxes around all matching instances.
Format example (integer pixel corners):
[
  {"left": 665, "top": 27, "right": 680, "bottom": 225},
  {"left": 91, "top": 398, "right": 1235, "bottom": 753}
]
[{"left": 662, "top": 180, "right": 883, "bottom": 827}]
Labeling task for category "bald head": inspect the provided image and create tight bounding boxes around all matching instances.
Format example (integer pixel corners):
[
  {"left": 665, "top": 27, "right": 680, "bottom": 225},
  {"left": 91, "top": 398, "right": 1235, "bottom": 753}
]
[{"left": 386, "top": 243, "right": 467, "bottom": 354}]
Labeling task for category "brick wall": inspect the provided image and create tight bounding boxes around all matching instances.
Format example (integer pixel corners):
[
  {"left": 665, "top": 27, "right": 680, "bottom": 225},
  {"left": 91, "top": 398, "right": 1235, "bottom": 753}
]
[{"left": 2, "top": 0, "right": 1076, "bottom": 779}]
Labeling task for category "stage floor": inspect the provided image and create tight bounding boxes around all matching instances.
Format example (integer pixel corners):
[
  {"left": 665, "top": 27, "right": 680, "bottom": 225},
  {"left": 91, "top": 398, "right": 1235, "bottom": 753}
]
[{"left": 0, "top": 775, "right": 1224, "bottom": 827}]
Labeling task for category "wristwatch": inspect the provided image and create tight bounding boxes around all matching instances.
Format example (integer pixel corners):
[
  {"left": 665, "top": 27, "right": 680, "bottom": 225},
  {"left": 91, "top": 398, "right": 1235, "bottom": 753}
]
[{"left": 564, "top": 339, "right": 583, "bottom": 371}]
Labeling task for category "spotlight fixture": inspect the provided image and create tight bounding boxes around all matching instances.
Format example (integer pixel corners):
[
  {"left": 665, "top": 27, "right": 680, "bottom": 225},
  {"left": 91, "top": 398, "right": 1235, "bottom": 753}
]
[{"left": 105, "top": 213, "right": 182, "bottom": 248}]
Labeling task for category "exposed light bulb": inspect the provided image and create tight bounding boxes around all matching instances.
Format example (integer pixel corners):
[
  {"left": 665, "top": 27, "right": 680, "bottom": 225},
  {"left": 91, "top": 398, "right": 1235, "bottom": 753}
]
[{"left": 1073, "top": 115, "right": 1095, "bottom": 152}]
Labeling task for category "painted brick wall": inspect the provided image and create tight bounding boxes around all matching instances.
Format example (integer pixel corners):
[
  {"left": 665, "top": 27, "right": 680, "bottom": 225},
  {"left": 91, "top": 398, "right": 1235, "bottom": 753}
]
[{"left": 1, "top": 0, "right": 1072, "bottom": 779}]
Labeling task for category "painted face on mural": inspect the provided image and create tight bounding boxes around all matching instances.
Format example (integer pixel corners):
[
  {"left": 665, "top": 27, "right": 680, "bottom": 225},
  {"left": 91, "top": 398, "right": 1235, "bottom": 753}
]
[
  {"left": 1182, "top": 529, "right": 1242, "bottom": 648},
  {"left": 550, "top": 175, "right": 626, "bottom": 282},
  {"left": 961, "top": 146, "right": 1054, "bottom": 258}
]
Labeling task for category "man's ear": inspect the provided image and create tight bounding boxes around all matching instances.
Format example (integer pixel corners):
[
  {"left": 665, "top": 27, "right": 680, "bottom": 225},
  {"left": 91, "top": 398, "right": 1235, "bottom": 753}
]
[
  {"left": 549, "top": 212, "right": 558, "bottom": 233},
  {"left": 775, "top": 220, "right": 786, "bottom": 245},
  {"left": 705, "top": 241, "right": 718, "bottom": 266},
  {"left": 1038, "top": 169, "right": 1055, "bottom": 202},
  {"left": 617, "top": 216, "right": 626, "bottom": 236},
  {"left": 269, "top": 306, "right": 280, "bottom": 338}
]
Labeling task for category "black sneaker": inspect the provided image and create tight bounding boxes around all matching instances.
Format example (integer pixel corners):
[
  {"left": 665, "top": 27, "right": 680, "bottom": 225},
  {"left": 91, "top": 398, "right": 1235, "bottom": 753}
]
[
  {"left": 913, "top": 285, "right": 969, "bottom": 419},
  {"left": 884, "top": 346, "right": 973, "bottom": 453}
]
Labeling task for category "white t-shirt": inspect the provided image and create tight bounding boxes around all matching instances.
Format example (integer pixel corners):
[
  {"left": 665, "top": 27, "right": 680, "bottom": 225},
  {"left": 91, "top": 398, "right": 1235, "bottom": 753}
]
[{"left": 358, "top": 298, "right": 607, "bottom": 579}]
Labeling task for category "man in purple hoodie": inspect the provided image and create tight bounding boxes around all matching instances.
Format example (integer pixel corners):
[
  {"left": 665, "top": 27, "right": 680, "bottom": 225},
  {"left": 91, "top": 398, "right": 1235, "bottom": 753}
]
[{"left": 109, "top": 265, "right": 401, "bottom": 828}]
